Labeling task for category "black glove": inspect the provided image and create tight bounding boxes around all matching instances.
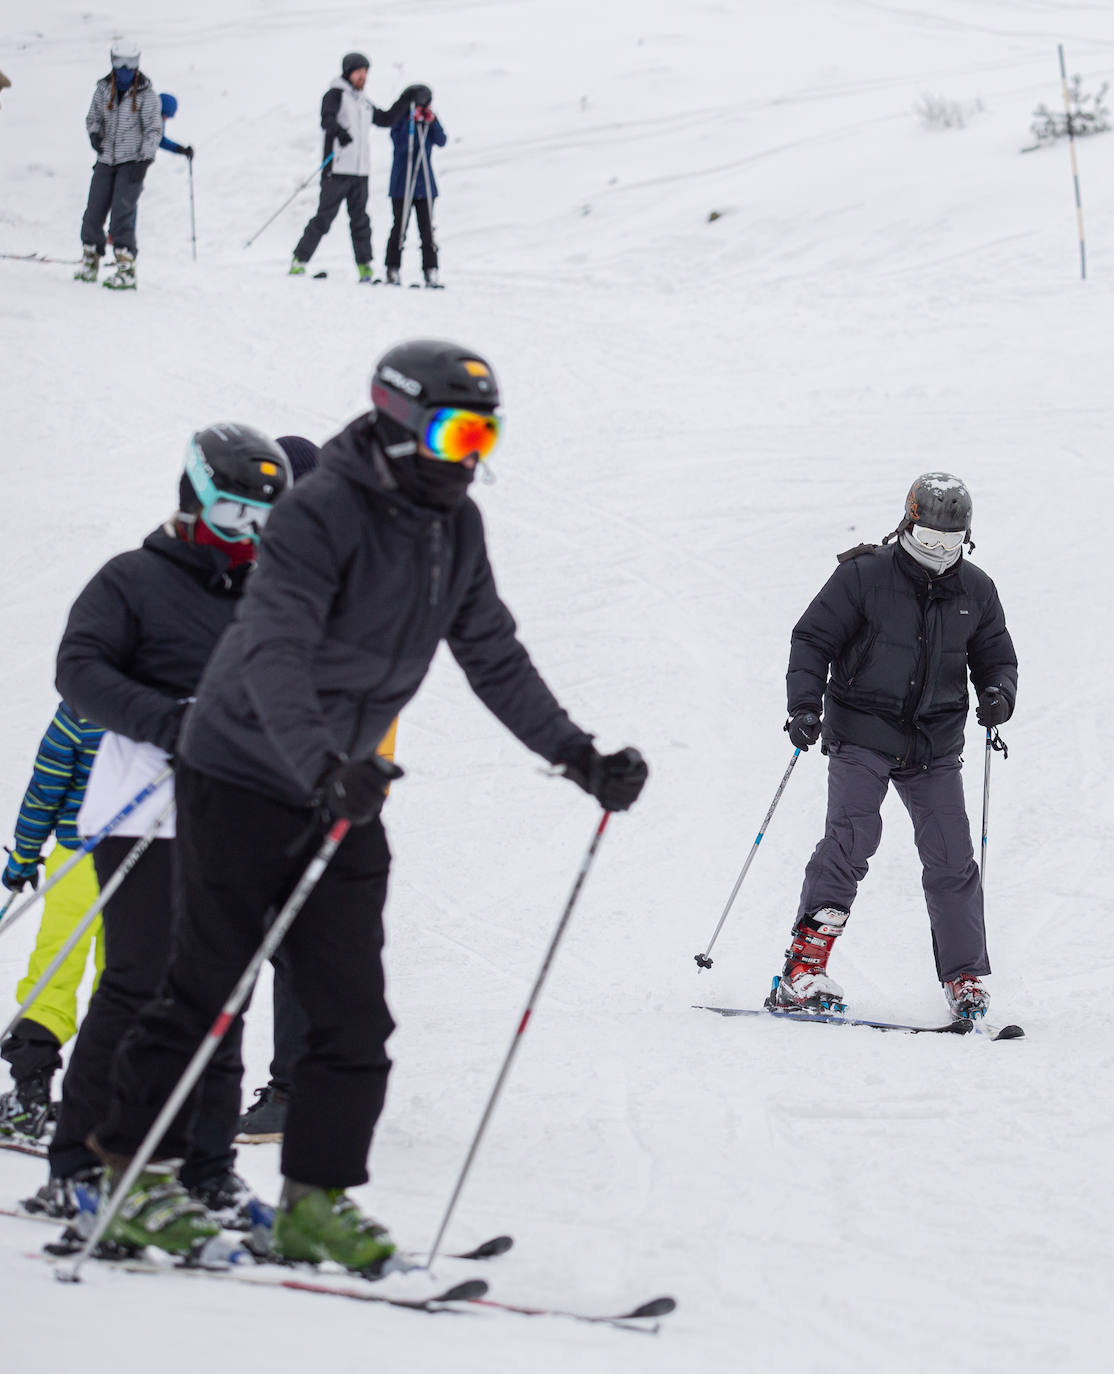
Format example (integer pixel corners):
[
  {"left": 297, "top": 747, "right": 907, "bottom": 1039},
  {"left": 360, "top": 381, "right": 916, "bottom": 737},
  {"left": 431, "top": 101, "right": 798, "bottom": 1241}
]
[
  {"left": 976, "top": 687, "right": 1010, "bottom": 728},
  {"left": 335, "top": 128, "right": 353, "bottom": 146},
  {"left": 182, "top": 145, "right": 194, "bottom": 161},
  {"left": 153, "top": 701, "right": 190, "bottom": 757},
  {"left": 560, "top": 744, "right": 648, "bottom": 812},
  {"left": 785, "top": 710, "right": 821, "bottom": 750},
  {"left": 317, "top": 754, "right": 405, "bottom": 825},
  {"left": 89, "top": 133, "right": 103, "bottom": 153},
  {"left": 2, "top": 847, "right": 43, "bottom": 893},
  {"left": 129, "top": 159, "right": 152, "bottom": 183}
]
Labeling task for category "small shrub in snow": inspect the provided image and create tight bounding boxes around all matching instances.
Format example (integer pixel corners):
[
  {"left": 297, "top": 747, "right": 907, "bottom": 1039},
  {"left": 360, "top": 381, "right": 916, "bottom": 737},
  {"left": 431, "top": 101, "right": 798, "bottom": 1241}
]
[
  {"left": 1028, "top": 75, "right": 1110, "bottom": 144},
  {"left": 915, "top": 93, "right": 984, "bottom": 130}
]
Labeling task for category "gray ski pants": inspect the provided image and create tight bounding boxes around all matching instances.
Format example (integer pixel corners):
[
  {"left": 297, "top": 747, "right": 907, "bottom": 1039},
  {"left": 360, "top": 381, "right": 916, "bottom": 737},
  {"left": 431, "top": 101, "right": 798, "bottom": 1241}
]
[
  {"left": 796, "top": 741, "right": 989, "bottom": 982},
  {"left": 80, "top": 160, "right": 146, "bottom": 255}
]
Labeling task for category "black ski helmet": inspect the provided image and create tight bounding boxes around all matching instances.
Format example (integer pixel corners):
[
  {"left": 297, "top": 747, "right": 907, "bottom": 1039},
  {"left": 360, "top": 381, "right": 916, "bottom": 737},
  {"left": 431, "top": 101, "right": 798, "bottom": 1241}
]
[
  {"left": 342, "top": 51, "right": 370, "bottom": 78},
  {"left": 903, "top": 472, "right": 973, "bottom": 535},
  {"left": 371, "top": 340, "right": 500, "bottom": 432},
  {"left": 179, "top": 423, "right": 293, "bottom": 542}
]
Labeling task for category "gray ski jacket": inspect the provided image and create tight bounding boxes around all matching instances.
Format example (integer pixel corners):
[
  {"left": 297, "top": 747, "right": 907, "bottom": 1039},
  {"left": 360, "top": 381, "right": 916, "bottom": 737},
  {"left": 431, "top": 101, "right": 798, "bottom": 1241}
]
[
  {"left": 178, "top": 414, "right": 593, "bottom": 806},
  {"left": 86, "top": 72, "right": 161, "bottom": 166}
]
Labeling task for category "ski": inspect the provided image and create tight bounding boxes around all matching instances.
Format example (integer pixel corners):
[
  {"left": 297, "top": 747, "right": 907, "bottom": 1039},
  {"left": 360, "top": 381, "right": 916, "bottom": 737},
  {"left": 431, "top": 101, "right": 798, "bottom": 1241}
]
[
  {"left": 472, "top": 1292, "right": 676, "bottom": 1333},
  {"left": 0, "top": 252, "right": 81, "bottom": 264},
  {"left": 0, "top": 1138, "right": 48, "bottom": 1158},
  {"left": 695, "top": 1004, "right": 1025, "bottom": 1040}
]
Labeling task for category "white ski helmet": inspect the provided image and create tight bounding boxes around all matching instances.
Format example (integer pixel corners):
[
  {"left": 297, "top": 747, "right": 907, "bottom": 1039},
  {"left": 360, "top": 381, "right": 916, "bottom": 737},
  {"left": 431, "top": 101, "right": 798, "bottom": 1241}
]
[{"left": 110, "top": 38, "right": 141, "bottom": 69}]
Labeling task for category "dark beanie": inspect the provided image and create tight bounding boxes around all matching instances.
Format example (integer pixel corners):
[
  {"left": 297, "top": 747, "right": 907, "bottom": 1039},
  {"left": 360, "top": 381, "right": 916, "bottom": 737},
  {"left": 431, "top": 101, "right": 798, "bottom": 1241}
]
[
  {"left": 277, "top": 435, "right": 321, "bottom": 481},
  {"left": 342, "top": 51, "right": 370, "bottom": 78}
]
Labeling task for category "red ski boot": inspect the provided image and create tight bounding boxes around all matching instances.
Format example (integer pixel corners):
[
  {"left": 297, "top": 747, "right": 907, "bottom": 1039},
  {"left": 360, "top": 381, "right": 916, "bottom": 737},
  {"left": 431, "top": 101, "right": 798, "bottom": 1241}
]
[{"left": 765, "top": 907, "right": 849, "bottom": 1013}]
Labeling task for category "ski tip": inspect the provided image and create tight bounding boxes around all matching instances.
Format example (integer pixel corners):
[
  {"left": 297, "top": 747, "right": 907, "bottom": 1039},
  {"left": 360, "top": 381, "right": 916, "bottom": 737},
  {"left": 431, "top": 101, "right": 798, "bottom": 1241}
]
[
  {"left": 438, "top": 1278, "right": 489, "bottom": 1302},
  {"left": 465, "top": 1234, "right": 513, "bottom": 1259},
  {"left": 992, "top": 1023, "right": 1026, "bottom": 1041},
  {"left": 628, "top": 1296, "right": 677, "bottom": 1318}
]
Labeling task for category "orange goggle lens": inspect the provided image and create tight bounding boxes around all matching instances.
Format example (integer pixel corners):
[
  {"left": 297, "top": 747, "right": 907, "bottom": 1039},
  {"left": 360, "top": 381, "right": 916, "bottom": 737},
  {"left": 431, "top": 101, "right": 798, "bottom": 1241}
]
[{"left": 423, "top": 408, "right": 501, "bottom": 463}]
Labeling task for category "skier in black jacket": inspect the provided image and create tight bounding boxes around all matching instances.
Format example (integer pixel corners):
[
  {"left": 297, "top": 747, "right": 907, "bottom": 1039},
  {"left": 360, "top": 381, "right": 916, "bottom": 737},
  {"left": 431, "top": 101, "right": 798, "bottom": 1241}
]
[
  {"left": 88, "top": 340, "right": 649, "bottom": 1267},
  {"left": 772, "top": 473, "right": 1017, "bottom": 1023},
  {"left": 27, "top": 426, "right": 292, "bottom": 1236}
]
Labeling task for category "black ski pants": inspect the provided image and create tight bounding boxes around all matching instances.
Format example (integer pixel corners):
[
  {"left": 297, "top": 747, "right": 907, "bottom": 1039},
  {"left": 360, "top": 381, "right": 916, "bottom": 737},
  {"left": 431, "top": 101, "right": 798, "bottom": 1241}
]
[
  {"left": 385, "top": 197, "right": 437, "bottom": 272},
  {"left": 293, "top": 172, "right": 371, "bottom": 265},
  {"left": 49, "top": 837, "right": 242, "bottom": 1187},
  {"left": 80, "top": 160, "right": 147, "bottom": 255},
  {"left": 95, "top": 763, "right": 394, "bottom": 1188},
  {"left": 796, "top": 741, "right": 989, "bottom": 982}
]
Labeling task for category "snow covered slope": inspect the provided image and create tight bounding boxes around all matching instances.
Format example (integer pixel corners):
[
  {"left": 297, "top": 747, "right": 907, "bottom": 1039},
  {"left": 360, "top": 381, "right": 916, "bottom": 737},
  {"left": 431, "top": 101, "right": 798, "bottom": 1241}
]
[{"left": 2, "top": 2, "right": 1113, "bottom": 1370}]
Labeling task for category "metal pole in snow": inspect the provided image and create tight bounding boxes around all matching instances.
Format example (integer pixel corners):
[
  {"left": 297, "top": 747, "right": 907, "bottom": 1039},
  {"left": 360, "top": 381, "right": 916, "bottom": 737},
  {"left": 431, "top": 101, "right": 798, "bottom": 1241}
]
[{"left": 1058, "top": 44, "right": 1087, "bottom": 280}]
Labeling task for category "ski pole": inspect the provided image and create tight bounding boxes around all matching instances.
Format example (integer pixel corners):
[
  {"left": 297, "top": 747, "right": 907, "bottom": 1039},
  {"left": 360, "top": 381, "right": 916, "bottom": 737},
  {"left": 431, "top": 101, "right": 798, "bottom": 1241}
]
[
  {"left": 694, "top": 749, "right": 801, "bottom": 970},
  {"left": 980, "top": 726, "right": 1009, "bottom": 889},
  {"left": 243, "top": 153, "right": 334, "bottom": 249},
  {"left": 56, "top": 817, "right": 352, "bottom": 1284},
  {"left": 0, "top": 768, "right": 172, "bottom": 943},
  {"left": 426, "top": 810, "right": 613, "bottom": 1270},
  {"left": 414, "top": 122, "right": 437, "bottom": 259},
  {"left": 0, "top": 799, "right": 175, "bottom": 1044},
  {"left": 400, "top": 104, "right": 417, "bottom": 250},
  {"left": 1058, "top": 44, "right": 1087, "bottom": 281},
  {"left": 188, "top": 156, "right": 197, "bottom": 261}
]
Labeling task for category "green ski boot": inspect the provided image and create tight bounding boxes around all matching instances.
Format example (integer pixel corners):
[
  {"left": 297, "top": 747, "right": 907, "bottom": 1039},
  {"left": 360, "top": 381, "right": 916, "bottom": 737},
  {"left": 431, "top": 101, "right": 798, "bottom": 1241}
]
[
  {"left": 102, "top": 248, "right": 136, "bottom": 291},
  {"left": 357, "top": 262, "right": 376, "bottom": 284},
  {"left": 73, "top": 245, "right": 101, "bottom": 283},
  {"left": 102, "top": 1161, "right": 220, "bottom": 1255},
  {"left": 272, "top": 1181, "right": 395, "bottom": 1271},
  {"left": 289, "top": 257, "right": 307, "bottom": 276}
]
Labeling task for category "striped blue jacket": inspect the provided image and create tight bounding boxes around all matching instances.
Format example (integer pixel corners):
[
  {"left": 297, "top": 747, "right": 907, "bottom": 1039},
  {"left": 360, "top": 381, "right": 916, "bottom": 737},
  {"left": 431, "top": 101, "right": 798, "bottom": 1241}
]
[{"left": 6, "top": 702, "right": 104, "bottom": 868}]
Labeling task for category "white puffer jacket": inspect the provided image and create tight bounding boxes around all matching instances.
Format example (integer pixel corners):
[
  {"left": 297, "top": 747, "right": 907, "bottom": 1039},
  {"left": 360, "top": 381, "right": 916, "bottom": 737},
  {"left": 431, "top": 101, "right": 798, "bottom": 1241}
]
[{"left": 325, "top": 76, "right": 373, "bottom": 176}]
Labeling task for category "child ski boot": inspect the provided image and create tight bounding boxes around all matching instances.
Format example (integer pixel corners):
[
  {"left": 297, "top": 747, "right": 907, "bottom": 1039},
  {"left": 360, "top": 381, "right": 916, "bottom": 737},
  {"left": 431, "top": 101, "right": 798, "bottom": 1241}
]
[
  {"left": 99, "top": 1159, "right": 220, "bottom": 1255},
  {"left": 765, "top": 907, "right": 849, "bottom": 1014},
  {"left": 73, "top": 245, "right": 102, "bottom": 283},
  {"left": 0, "top": 1071, "right": 53, "bottom": 1142},
  {"left": 102, "top": 247, "right": 136, "bottom": 291},
  {"left": 271, "top": 1181, "right": 395, "bottom": 1272}
]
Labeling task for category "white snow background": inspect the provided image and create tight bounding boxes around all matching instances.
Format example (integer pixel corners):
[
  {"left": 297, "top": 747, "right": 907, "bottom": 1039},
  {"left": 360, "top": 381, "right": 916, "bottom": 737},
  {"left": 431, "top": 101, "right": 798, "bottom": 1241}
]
[{"left": 2, "top": 1, "right": 1113, "bottom": 1370}]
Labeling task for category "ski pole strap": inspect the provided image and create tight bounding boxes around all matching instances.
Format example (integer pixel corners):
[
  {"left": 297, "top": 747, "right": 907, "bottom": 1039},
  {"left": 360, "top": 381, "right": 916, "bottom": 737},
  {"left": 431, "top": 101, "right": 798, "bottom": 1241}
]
[{"left": 988, "top": 727, "right": 1008, "bottom": 759}]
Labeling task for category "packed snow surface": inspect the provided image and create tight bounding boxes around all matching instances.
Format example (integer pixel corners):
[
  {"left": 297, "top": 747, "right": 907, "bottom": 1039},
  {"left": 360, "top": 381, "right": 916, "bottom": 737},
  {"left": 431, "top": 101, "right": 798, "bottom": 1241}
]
[{"left": 2, "top": 2, "right": 1113, "bottom": 1371}]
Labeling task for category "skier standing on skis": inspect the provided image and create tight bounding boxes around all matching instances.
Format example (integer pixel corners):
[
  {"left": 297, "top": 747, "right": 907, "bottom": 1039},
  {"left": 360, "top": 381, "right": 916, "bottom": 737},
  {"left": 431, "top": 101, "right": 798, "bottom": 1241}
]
[
  {"left": 384, "top": 85, "right": 446, "bottom": 288},
  {"left": 86, "top": 339, "right": 649, "bottom": 1266},
  {"left": 771, "top": 473, "right": 1017, "bottom": 1022},
  {"left": 75, "top": 38, "right": 162, "bottom": 290},
  {"left": 290, "top": 54, "right": 421, "bottom": 284},
  {"left": 0, "top": 704, "right": 104, "bottom": 1145},
  {"left": 26, "top": 426, "right": 292, "bottom": 1229}
]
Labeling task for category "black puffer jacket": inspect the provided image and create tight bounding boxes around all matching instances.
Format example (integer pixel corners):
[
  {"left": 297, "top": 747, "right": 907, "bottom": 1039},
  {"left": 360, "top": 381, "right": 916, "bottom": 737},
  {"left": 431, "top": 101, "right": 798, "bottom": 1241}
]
[
  {"left": 55, "top": 526, "right": 250, "bottom": 748},
  {"left": 786, "top": 542, "right": 1017, "bottom": 765},
  {"left": 179, "top": 414, "right": 594, "bottom": 806}
]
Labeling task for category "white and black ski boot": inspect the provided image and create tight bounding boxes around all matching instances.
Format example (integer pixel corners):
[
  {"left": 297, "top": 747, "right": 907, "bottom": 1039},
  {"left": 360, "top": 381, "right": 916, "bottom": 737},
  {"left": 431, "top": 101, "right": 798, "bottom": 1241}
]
[
  {"left": 385, "top": 266, "right": 401, "bottom": 286},
  {"left": 765, "top": 907, "right": 849, "bottom": 1013},
  {"left": 103, "top": 247, "right": 137, "bottom": 291},
  {"left": 187, "top": 1169, "right": 269, "bottom": 1231},
  {"left": 943, "top": 973, "right": 989, "bottom": 1020},
  {"left": 423, "top": 268, "right": 443, "bottom": 289},
  {"left": 0, "top": 1072, "right": 53, "bottom": 1141}
]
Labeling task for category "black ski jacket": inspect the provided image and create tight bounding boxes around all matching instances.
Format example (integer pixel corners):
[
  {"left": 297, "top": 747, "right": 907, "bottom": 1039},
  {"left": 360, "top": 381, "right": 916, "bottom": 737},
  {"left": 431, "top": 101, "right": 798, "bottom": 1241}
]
[
  {"left": 179, "top": 414, "right": 594, "bottom": 806},
  {"left": 786, "top": 542, "right": 1017, "bottom": 765},
  {"left": 55, "top": 526, "right": 250, "bottom": 749}
]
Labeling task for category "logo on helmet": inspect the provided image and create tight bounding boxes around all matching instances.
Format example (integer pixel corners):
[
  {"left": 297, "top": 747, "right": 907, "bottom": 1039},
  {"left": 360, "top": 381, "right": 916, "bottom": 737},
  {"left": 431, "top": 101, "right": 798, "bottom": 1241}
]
[{"left": 380, "top": 365, "right": 422, "bottom": 397}]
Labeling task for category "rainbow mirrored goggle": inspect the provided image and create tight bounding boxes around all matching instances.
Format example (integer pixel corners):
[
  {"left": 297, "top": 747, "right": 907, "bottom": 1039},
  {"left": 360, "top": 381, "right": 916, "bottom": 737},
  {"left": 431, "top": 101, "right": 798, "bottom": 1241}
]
[
  {"left": 422, "top": 407, "right": 501, "bottom": 464},
  {"left": 911, "top": 523, "right": 965, "bottom": 552}
]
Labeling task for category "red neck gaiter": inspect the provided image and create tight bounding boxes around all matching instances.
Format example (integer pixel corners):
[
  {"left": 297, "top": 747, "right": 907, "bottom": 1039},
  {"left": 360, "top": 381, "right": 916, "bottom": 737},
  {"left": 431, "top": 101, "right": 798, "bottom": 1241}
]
[{"left": 190, "top": 520, "right": 257, "bottom": 568}]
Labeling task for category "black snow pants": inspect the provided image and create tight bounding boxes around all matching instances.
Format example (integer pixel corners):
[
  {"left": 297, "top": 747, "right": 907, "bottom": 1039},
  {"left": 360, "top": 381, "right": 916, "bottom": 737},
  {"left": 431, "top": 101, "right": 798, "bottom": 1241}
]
[
  {"left": 94, "top": 762, "right": 394, "bottom": 1189},
  {"left": 80, "top": 160, "right": 147, "bottom": 255},
  {"left": 796, "top": 741, "right": 989, "bottom": 982},
  {"left": 385, "top": 197, "right": 437, "bottom": 272},
  {"left": 49, "top": 836, "right": 242, "bottom": 1186},
  {"left": 293, "top": 172, "right": 372, "bottom": 265}
]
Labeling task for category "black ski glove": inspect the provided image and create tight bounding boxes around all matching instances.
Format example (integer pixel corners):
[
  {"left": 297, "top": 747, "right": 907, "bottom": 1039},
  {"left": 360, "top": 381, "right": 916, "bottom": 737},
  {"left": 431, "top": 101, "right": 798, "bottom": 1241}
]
[
  {"left": 785, "top": 709, "right": 821, "bottom": 750},
  {"left": 89, "top": 133, "right": 103, "bottom": 153},
  {"left": 560, "top": 744, "right": 648, "bottom": 812},
  {"left": 129, "top": 159, "right": 152, "bottom": 183},
  {"left": 317, "top": 754, "right": 404, "bottom": 826},
  {"left": 335, "top": 128, "right": 353, "bottom": 146},
  {"left": 182, "top": 145, "right": 194, "bottom": 161},
  {"left": 152, "top": 701, "right": 190, "bottom": 757},
  {"left": 976, "top": 686, "right": 1010, "bottom": 727},
  {"left": 2, "top": 847, "right": 43, "bottom": 893}
]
